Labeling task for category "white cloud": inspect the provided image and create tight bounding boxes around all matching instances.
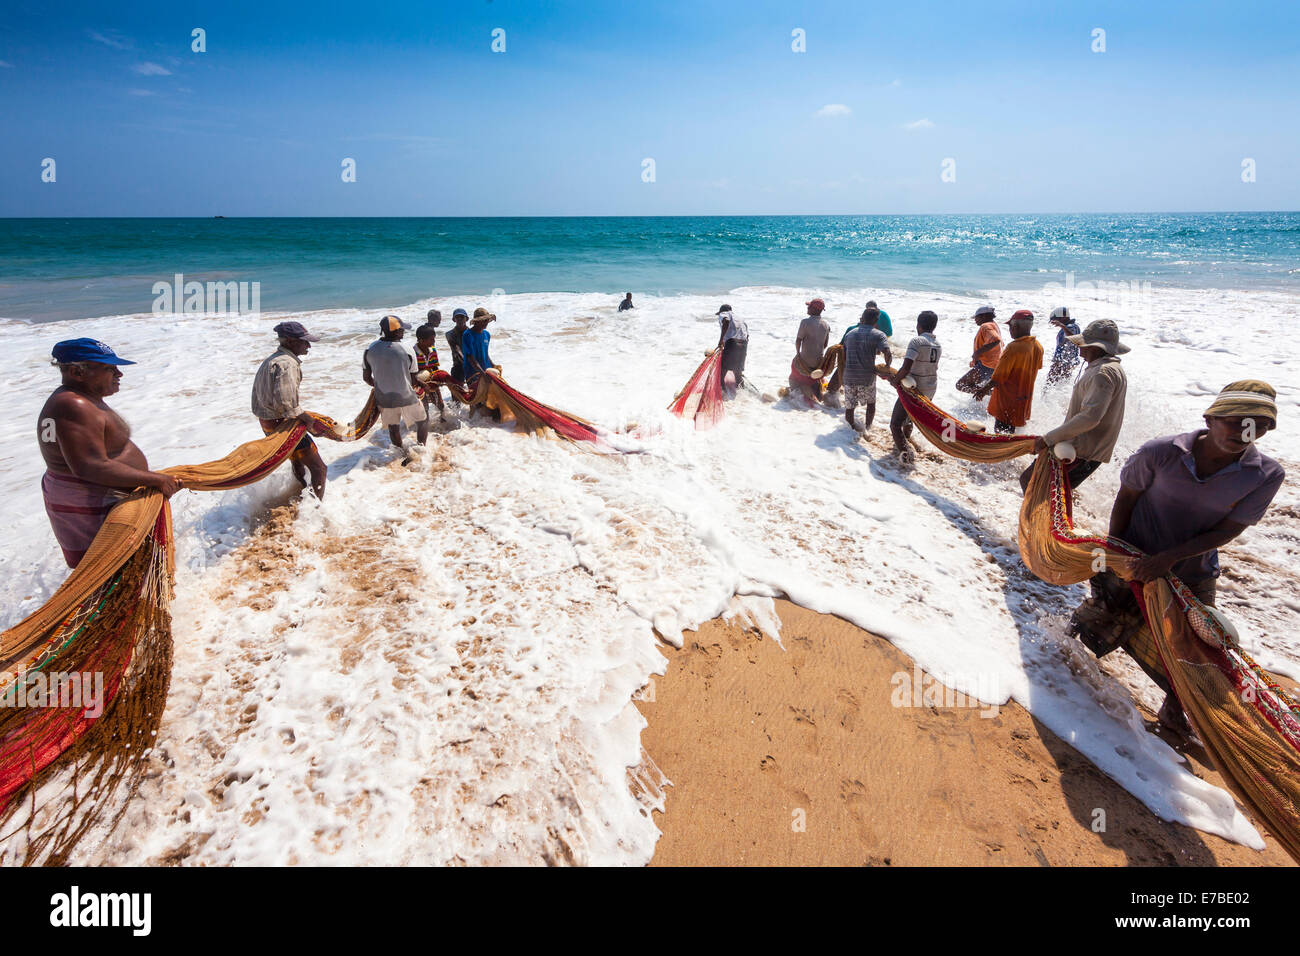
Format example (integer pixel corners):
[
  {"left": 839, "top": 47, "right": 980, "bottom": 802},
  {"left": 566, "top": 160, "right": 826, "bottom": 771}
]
[
  {"left": 815, "top": 104, "right": 851, "bottom": 118},
  {"left": 88, "top": 30, "right": 132, "bottom": 50},
  {"left": 127, "top": 88, "right": 155, "bottom": 96},
  {"left": 888, "top": 78, "right": 902, "bottom": 88},
  {"left": 133, "top": 61, "right": 172, "bottom": 76},
  {"left": 904, "top": 118, "right": 935, "bottom": 131}
]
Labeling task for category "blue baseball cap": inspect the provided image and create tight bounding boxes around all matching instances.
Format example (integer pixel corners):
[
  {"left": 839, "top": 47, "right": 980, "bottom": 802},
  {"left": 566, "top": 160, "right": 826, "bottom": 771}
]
[
  {"left": 452, "top": 308, "right": 469, "bottom": 318},
  {"left": 51, "top": 338, "right": 136, "bottom": 366}
]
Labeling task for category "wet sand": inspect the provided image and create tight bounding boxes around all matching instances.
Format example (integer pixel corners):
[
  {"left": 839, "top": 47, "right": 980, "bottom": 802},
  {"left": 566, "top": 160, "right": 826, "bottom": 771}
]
[{"left": 640, "top": 600, "right": 1294, "bottom": 866}]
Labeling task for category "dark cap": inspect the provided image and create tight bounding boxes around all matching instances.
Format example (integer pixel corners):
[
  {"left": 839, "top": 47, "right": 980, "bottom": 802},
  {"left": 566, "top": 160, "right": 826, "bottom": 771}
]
[
  {"left": 273, "top": 321, "right": 321, "bottom": 342},
  {"left": 51, "top": 337, "right": 136, "bottom": 366},
  {"left": 716, "top": 304, "right": 733, "bottom": 314},
  {"left": 452, "top": 308, "right": 469, "bottom": 318},
  {"left": 974, "top": 305, "right": 996, "bottom": 318}
]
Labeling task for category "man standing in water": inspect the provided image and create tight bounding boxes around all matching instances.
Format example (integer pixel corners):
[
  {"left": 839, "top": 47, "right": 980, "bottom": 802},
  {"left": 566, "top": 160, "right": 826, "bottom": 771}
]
[
  {"left": 841, "top": 307, "right": 892, "bottom": 437},
  {"left": 38, "top": 338, "right": 183, "bottom": 567},
  {"left": 1045, "top": 306, "right": 1082, "bottom": 386},
  {"left": 461, "top": 308, "right": 498, "bottom": 387},
  {"left": 1022, "top": 319, "right": 1129, "bottom": 492},
  {"left": 789, "top": 298, "right": 831, "bottom": 405},
  {"left": 252, "top": 321, "right": 330, "bottom": 500},
  {"left": 715, "top": 304, "right": 749, "bottom": 398},
  {"left": 445, "top": 308, "right": 470, "bottom": 384},
  {"left": 973, "top": 309, "right": 1042, "bottom": 434},
  {"left": 960, "top": 304, "right": 1002, "bottom": 392},
  {"left": 884, "top": 310, "right": 942, "bottom": 461},
  {"left": 618, "top": 293, "right": 635, "bottom": 312},
  {"left": 414, "top": 321, "right": 448, "bottom": 421},
  {"left": 1071, "top": 380, "right": 1285, "bottom": 739},
  {"left": 363, "top": 315, "right": 429, "bottom": 452}
]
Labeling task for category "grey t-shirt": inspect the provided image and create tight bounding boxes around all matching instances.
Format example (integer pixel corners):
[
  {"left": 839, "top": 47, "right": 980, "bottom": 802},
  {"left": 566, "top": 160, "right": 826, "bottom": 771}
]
[
  {"left": 797, "top": 316, "right": 830, "bottom": 367},
  {"left": 364, "top": 339, "right": 419, "bottom": 408},
  {"left": 842, "top": 326, "right": 890, "bottom": 387},
  {"left": 904, "top": 333, "right": 942, "bottom": 398}
]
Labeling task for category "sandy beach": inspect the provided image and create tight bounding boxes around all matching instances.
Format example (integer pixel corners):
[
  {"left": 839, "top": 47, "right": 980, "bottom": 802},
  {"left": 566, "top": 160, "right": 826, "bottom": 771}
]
[{"left": 641, "top": 600, "right": 1294, "bottom": 866}]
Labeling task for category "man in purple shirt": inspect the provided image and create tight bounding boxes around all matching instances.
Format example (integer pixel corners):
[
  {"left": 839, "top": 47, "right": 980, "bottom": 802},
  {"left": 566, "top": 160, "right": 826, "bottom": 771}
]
[{"left": 1069, "top": 379, "right": 1285, "bottom": 738}]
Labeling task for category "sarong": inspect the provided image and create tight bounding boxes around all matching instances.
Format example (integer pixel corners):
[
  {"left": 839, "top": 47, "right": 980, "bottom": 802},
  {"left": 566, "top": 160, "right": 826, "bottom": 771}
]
[
  {"left": 259, "top": 418, "right": 318, "bottom": 464},
  {"left": 41, "top": 471, "right": 125, "bottom": 569}
]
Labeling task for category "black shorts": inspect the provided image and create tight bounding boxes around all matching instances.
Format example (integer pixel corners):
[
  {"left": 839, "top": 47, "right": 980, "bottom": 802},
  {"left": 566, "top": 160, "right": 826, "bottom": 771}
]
[{"left": 721, "top": 339, "right": 748, "bottom": 376}]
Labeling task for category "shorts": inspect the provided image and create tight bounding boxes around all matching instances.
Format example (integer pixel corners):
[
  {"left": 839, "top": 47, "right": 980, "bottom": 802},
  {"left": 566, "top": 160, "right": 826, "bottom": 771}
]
[
  {"left": 721, "top": 339, "right": 748, "bottom": 377},
  {"left": 843, "top": 383, "right": 875, "bottom": 410},
  {"left": 379, "top": 402, "right": 428, "bottom": 427},
  {"left": 259, "top": 418, "right": 318, "bottom": 464}
]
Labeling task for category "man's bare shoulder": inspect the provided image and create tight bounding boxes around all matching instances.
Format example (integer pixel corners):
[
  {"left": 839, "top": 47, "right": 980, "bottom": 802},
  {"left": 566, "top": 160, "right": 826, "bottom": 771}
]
[{"left": 42, "top": 388, "right": 105, "bottom": 422}]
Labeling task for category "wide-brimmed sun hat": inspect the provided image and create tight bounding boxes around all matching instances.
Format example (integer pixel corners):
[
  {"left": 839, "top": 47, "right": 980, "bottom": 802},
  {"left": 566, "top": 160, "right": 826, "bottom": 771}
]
[{"left": 1066, "top": 319, "right": 1130, "bottom": 355}]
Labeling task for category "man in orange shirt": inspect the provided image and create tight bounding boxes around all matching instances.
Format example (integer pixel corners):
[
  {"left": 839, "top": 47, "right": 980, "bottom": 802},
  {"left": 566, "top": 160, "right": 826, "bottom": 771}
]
[
  {"left": 974, "top": 309, "right": 1042, "bottom": 434},
  {"left": 958, "top": 304, "right": 1002, "bottom": 393}
]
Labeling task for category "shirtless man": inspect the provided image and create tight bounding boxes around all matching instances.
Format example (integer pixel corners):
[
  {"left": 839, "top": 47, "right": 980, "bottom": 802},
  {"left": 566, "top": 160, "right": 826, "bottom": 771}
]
[{"left": 38, "top": 338, "right": 182, "bottom": 567}]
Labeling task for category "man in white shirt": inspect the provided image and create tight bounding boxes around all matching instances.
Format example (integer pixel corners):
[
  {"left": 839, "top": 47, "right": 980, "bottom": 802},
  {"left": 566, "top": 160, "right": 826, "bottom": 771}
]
[
  {"left": 884, "top": 311, "right": 942, "bottom": 460},
  {"left": 363, "top": 315, "right": 428, "bottom": 452}
]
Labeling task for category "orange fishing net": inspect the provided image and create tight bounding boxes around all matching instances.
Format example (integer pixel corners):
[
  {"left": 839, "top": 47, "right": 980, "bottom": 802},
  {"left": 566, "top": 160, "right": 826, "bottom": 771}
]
[
  {"left": 893, "top": 379, "right": 1300, "bottom": 861},
  {"left": 0, "top": 399, "right": 377, "bottom": 864}
]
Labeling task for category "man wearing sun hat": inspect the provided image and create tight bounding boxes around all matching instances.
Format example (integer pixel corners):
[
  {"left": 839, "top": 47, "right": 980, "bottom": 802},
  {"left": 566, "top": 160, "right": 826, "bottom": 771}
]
[
  {"left": 39, "top": 338, "right": 184, "bottom": 567},
  {"left": 460, "top": 308, "right": 498, "bottom": 389},
  {"left": 1022, "top": 319, "right": 1130, "bottom": 491},
  {"left": 1071, "top": 378, "right": 1285, "bottom": 738},
  {"left": 364, "top": 314, "right": 428, "bottom": 452}
]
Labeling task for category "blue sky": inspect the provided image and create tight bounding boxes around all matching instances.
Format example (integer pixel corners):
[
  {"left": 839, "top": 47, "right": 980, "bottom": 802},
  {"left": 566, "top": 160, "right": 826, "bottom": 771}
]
[{"left": 1, "top": 0, "right": 1298, "bottom": 215}]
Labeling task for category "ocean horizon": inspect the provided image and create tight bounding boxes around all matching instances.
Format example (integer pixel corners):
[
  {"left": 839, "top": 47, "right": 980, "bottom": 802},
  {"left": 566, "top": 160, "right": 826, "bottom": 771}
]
[{"left": 3, "top": 212, "right": 1298, "bottom": 323}]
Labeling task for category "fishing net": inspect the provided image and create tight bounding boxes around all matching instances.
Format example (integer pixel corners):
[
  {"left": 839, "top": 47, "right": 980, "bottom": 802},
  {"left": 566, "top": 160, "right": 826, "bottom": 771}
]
[
  {"left": 427, "top": 370, "right": 616, "bottom": 449},
  {"left": 667, "top": 350, "right": 725, "bottom": 429},
  {"left": 0, "top": 398, "right": 377, "bottom": 865},
  {"left": 893, "top": 377, "right": 1300, "bottom": 861}
]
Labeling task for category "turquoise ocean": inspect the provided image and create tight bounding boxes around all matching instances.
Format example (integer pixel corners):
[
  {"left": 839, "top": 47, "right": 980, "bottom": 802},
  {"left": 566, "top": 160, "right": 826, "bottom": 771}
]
[{"left": 2, "top": 212, "right": 1299, "bottom": 322}]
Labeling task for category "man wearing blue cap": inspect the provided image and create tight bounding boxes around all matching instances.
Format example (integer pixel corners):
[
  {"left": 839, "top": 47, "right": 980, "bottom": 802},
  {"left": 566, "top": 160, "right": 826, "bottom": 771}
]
[
  {"left": 252, "top": 321, "right": 329, "bottom": 499},
  {"left": 38, "top": 338, "right": 183, "bottom": 568}
]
